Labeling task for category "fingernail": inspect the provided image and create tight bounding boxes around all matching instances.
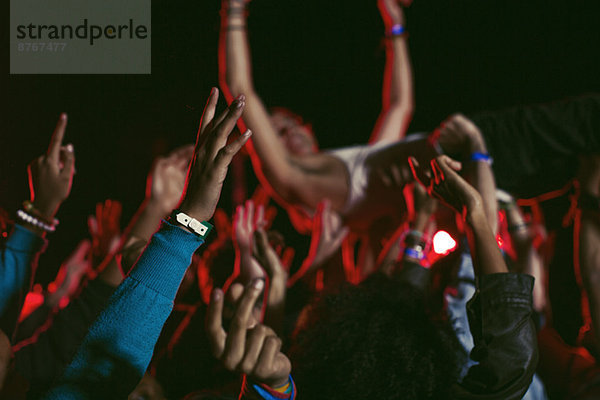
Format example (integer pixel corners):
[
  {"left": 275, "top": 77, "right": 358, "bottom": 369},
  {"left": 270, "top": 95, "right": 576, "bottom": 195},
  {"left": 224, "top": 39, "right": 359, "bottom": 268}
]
[
  {"left": 243, "top": 130, "right": 252, "bottom": 138},
  {"left": 237, "top": 94, "right": 246, "bottom": 101},
  {"left": 60, "top": 113, "right": 67, "bottom": 120},
  {"left": 66, "top": 144, "right": 74, "bottom": 152},
  {"left": 212, "top": 289, "right": 222, "bottom": 301},
  {"left": 235, "top": 100, "right": 244, "bottom": 109},
  {"left": 211, "top": 87, "right": 217, "bottom": 95},
  {"left": 253, "top": 279, "right": 264, "bottom": 290}
]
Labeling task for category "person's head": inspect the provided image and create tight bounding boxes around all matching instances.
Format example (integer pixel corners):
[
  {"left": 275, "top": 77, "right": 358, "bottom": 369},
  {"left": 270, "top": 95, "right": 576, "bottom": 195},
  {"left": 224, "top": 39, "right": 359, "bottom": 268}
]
[
  {"left": 291, "top": 273, "right": 464, "bottom": 400},
  {"left": 270, "top": 107, "right": 318, "bottom": 156}
]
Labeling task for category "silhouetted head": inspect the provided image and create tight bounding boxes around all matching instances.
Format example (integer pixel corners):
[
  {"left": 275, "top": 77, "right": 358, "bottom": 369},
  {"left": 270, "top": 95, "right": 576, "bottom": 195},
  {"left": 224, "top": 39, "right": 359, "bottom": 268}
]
[
  {"left": 270, "top": 107, "right": 318, "bottom": 156},
  {"left": 291, "top": 273, "right": 464, "bottom": 400}
]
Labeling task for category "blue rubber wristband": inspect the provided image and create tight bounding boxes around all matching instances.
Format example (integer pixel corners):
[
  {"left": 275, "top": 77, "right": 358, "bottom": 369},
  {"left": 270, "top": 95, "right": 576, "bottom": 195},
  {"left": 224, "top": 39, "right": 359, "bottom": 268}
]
[
  {"left": 470, "top": 152, "right": 493, "bottom": 165},
  {"left": 390, "top": 24, "right": 406, "bottom": 36}
]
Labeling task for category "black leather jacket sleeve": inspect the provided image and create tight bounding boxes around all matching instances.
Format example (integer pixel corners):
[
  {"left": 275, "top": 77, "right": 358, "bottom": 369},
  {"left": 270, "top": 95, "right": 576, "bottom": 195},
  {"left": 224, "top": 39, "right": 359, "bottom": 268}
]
[{"left": 452, "top": 273, "right": 538, "bottom": 400}]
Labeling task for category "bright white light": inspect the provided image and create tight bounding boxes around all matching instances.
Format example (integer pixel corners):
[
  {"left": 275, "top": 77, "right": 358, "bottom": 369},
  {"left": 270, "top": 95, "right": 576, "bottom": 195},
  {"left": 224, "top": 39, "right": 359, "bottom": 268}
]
[{"left": 433, "top": 230, "right": 457, "bottom": 255}]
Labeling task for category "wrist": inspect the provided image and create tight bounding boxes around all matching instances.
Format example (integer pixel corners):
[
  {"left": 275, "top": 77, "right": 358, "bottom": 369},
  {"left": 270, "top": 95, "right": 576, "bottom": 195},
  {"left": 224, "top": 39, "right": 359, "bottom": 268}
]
[
  {"left": 32, "top": 200, "right": 60, "bottom": 221},
  {"left": 384, "top": 22, "right": 407, "bottom": 38},
  {"left": 465, "top": 206, "right": 487, "bottom": 228},
  {"left": 261, "top": 375, "right": 291, "bottom": 390},
  {"left": 178, "top": 202, "right": 212, "bottom": 223}
]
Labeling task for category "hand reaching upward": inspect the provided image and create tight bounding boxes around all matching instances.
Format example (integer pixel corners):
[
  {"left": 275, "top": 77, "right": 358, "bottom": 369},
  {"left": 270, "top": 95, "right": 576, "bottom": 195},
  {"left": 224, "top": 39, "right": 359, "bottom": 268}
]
[
  {"left": 27, "top": 113, "right": 75, "bottom": 221},
  {"left": 178, "top": 89, "right": 252, "bottom": 222}
]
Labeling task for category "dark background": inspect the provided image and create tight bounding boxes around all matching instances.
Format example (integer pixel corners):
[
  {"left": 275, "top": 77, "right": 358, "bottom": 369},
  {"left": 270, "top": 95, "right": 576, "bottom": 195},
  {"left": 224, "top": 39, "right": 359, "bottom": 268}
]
[{"left": 2, "top": 0, "right": 600, "bottom": 282}]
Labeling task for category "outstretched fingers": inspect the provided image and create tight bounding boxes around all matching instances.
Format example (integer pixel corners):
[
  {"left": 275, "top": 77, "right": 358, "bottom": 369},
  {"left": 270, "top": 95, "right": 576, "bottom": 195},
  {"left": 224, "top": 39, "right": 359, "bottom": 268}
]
[{"left": 214, "top": 129, "right": 252, "bottom": 169}]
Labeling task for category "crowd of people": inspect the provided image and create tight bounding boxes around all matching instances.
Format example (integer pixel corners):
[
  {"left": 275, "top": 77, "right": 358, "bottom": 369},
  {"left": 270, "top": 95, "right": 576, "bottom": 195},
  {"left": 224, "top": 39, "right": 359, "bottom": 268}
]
[{"left": 2, "top": 0, "right": 600, "bottom": 398}]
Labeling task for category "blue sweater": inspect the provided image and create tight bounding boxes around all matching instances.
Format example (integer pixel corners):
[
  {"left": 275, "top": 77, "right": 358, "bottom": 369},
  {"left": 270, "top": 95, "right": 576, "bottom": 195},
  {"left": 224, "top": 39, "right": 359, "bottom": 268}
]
[
  {"left": 42, "top": 221, "right": 204, "bottom": 399},
  {"left": 0, "top": 224, "right": 46, "bottom": 336}
]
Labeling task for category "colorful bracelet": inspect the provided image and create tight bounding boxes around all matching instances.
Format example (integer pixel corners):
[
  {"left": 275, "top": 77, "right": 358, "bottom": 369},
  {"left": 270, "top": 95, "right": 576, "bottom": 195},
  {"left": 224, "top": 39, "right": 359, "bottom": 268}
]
[{"left": 16, "top": 210, "right": 57, "bottom": 232}]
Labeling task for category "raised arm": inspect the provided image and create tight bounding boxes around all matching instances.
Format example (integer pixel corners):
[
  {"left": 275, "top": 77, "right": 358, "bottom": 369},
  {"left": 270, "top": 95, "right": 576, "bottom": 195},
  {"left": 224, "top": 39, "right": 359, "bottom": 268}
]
[
  {"left": 411, "top": 155, "right": 537, "bottom": 399},
  {"left": 218, "top": 0, "right": 347, "bottom": 211},
  {"left": 370, "top": 0, "right": 414, "bottom": 144},
  {"left": 0, "top": 114, "right": 75, "bottom": 337},
  {"left": 436, "top": 114, "right": 499, "bottom": 234}
]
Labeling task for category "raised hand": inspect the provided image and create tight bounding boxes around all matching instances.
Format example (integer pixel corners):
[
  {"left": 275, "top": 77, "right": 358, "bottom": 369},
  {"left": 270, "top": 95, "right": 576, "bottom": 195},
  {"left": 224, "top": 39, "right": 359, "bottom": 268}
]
[
  {"left": 409, "top": 155, "right": 483, "bottom": 217},
  {"left": 207, "top": 280, "right": 291, "bottom": 388},
  {"left": 147, "top": 145, "right": 194, "bottom": 217},
  {"left": 235, "top": 200, "right": 266, "bottom": 254},
  {"left": 88, "top": 199, "right": 122, "bottom": 268},
  {"left": 433, "top": 113, "right": 487, "bottom": 158},
  {"left": 47, "top": 240, "right": 92, "bottom": 307},
  {"left": 178, "top": 89, "right": 251, "bottom": 222},
  {"left": 27, "top": 113, "right": 75, "bottom": 221},
  {"left": 233, "top": 200, "right": 267, "bottom": 282}
]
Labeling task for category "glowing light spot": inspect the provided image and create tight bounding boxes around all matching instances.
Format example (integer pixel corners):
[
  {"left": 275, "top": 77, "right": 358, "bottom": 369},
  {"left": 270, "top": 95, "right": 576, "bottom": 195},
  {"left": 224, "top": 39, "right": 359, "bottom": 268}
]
[
  {"left": 433, "top": 230, "right": 457, "bottom": 255},
  {"left": 496, "top": 235, "right": 504, "bottom": 248}
]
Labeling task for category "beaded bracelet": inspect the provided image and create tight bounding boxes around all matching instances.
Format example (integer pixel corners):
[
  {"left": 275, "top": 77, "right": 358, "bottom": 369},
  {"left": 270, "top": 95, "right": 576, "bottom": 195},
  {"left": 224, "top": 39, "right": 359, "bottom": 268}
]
[
  {"left": 16, "top": 210, "right": 57, "bottom": 232},
  {"left": 23, "top": 200, "right": 59, "bottom": 227}
]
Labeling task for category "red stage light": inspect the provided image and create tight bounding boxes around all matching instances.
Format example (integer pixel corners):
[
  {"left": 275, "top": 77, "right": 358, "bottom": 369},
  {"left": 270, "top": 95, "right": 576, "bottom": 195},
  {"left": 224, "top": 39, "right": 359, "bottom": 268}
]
[{"left": 432, "top": 230, "right": 457, "bottom": 255}]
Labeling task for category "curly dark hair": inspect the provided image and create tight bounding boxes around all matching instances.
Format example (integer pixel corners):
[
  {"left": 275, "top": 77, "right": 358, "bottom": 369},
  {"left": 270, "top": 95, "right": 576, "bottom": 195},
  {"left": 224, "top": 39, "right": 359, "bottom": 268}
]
[{"left": 290, "top": 273, "right": 464, "bottom": 400}]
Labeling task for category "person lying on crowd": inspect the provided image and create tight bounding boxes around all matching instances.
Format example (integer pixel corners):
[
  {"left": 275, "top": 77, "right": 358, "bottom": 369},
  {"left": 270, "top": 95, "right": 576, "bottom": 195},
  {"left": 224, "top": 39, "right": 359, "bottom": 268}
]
[
  {"left": 0, "top": 114, "right": 75, "bottom": 339},
  {"left": 219, "top": 0, "right": 436, "bottom": 234}
]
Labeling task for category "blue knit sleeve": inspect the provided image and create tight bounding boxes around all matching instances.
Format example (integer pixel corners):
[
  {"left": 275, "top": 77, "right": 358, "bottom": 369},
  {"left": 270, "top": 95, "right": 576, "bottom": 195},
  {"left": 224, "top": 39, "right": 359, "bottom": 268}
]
[
  {"left": 0, "top": 224, "right": 46, "bottom": 334},
  {"left": 42, "top": 221, "right": 204, "bottom": 399}
]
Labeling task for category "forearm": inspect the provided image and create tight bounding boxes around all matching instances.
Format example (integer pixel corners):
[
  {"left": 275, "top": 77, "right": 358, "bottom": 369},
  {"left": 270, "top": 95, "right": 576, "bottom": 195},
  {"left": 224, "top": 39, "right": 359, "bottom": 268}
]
[
  {"left": 0, "top": 224, "right": 47, "bottom": 336},
  {"left": 463, "top": 138, "right": 498, "bottom": 234},
  {"left": 454, "top": 273, "right": 537, "bottom": 399},
  {"left": 371, "top": 36, "right": 414, "bottom": 143},
  {"left": 219, "top": 4, "right": 255, "bottom": 97},
  {"left": 465, "top": 209, "right": 507, "bottom": 275}
]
